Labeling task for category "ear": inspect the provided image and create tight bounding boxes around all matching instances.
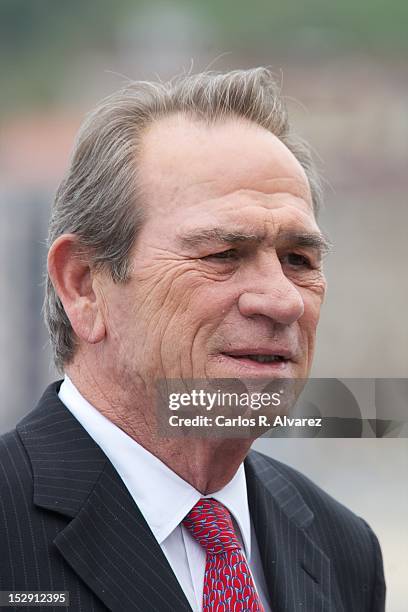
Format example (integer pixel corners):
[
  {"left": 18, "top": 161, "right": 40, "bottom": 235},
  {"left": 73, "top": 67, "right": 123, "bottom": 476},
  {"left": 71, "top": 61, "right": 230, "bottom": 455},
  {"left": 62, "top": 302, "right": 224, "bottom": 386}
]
[{"left": 47, "top": 234, "right": 106, "bottom": 346}]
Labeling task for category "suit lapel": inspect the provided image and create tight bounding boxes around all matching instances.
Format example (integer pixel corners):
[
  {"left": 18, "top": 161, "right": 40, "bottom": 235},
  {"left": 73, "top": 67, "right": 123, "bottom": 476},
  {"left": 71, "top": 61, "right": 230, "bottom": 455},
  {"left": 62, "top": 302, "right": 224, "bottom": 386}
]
[
  {"left": 17, "top": 382, "right": 192, "bottom": 612},
  {"left": 245, "top": 451, "right": 336, "bottom": 612}
]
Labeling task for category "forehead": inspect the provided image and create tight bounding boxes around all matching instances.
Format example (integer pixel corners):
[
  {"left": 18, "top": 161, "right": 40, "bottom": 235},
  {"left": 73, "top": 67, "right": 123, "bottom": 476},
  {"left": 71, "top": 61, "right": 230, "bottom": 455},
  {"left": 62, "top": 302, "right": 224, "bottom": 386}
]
[{"left": 137, "top": 114, "right": 316, "bottom": 237}]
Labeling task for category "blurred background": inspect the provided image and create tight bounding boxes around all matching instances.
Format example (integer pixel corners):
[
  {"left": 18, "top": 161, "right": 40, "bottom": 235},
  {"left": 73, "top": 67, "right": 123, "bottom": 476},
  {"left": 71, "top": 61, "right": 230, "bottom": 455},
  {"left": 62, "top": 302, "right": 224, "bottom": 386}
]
[{"left": 0, "top": 1, "right": 407, "bottom": 608}]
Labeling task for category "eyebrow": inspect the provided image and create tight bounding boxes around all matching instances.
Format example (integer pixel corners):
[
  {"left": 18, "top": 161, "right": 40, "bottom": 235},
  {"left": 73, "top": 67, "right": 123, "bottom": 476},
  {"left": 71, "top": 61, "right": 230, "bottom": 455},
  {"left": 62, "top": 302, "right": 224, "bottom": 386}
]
[
  {"left": 178, "top": 226, "right": 332, "bottom": 255},
  {"left": 178, "top": 227, "right": 264, "bottom": 248},
  {"left": 278, "top": 230, "right": 332, "bottom": 255}
]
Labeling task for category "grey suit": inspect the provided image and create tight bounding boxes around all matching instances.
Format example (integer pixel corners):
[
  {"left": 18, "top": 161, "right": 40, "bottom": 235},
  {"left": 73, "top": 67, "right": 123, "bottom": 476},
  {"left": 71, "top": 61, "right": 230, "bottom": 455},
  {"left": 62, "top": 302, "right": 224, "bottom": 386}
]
[{"left": 0, "top": 382, "right": 385, "bottom": 611}]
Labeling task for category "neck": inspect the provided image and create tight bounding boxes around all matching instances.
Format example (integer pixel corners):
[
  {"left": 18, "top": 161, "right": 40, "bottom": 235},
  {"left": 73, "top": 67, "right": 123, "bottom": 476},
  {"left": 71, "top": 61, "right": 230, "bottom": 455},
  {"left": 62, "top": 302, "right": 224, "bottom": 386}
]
[
  {"left": 65, "top": 365, "right": 253, "bottom": 494},
  {"left": 153, "top": 437, "right": 252, "bottom": 494},
  {"left": 142, "top": 436, "right": 252, "bottom": 494}
]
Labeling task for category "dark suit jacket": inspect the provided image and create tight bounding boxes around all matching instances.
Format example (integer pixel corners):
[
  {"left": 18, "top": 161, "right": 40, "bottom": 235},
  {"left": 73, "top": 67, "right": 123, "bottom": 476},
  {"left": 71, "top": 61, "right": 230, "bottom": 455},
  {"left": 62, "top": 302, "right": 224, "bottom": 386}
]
[{"left": 0, "top": 382, "right": 385, "bottom": 611}]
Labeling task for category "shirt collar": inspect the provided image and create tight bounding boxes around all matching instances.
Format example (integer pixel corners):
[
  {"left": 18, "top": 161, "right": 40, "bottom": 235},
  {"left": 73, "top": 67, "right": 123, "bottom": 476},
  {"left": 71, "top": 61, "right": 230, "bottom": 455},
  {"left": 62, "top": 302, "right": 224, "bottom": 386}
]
[{"left": 58, "top": 375, "right": 251, "bottom": 559}]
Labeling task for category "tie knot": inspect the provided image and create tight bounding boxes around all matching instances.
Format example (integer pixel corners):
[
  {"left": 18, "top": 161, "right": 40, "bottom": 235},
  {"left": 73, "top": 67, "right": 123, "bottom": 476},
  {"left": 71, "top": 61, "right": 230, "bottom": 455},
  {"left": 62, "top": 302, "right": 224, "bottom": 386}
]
[{"left": 183, "top": 498, "right": 241, "bottom": 555}]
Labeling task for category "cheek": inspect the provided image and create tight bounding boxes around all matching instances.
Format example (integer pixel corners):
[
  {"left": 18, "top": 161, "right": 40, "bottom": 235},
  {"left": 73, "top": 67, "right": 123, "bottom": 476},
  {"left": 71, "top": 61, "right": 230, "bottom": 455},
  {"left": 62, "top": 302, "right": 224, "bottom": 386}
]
[
  {"left": 132, "top": 264, "right": 234, "bottom": 345},
  {"left": 184, "top": 279, "right": 237, "bottom": 325},
  {"left": 157, "top": 260, "right": 234, "bottom": 313}
]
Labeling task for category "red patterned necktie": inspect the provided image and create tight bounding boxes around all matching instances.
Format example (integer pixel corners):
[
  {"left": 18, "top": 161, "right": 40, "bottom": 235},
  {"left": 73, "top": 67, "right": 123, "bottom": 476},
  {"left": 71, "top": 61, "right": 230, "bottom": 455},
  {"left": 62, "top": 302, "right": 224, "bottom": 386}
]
[{"left": 183, "top": 498, "right": 265, "bottom": 612}]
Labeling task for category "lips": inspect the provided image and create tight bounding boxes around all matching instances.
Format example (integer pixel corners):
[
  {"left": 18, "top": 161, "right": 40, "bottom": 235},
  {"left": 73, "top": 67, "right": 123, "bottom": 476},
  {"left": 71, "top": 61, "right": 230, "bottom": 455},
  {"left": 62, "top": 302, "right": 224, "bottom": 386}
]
[
  {"left": 221, "top": 348, "right": 294, "bottom": 362},
  {"left": 215, "top": 348, "right": 296, "bottom": 376},
  {"left": 228, "top": 354, "right": 286, "bottom": 363}
]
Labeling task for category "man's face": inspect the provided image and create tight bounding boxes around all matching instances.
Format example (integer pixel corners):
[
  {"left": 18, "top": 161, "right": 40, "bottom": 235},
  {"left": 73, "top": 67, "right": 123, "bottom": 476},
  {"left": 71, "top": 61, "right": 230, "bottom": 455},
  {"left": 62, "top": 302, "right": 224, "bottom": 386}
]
[{"left": 99, "top": 115, "right": 327, "bottom": 390}]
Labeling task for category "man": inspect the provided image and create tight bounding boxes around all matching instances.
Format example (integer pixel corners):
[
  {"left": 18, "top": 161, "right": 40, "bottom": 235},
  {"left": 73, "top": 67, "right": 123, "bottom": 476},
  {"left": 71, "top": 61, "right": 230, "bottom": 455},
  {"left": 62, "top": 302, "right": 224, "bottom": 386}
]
[{"left": 0, "top": 69, "right": 385, "bottom": 611}]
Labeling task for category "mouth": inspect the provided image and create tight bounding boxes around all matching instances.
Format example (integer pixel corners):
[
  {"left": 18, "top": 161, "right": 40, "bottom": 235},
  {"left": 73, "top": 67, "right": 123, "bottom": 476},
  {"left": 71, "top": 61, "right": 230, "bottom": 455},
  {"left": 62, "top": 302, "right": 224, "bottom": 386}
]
[
  {"left": 217, "top": 349, "right": 295, "bottom": 374},
  {"left": 228, "top": 354, "right": 287, "bottom": 364}
]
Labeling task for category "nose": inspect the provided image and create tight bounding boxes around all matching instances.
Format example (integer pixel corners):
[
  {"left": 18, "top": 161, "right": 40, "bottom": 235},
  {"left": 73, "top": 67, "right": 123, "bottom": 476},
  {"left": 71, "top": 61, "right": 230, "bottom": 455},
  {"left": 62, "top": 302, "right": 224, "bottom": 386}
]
[{"left": 237, "top": 254, "right": 305, "bottom": 325}]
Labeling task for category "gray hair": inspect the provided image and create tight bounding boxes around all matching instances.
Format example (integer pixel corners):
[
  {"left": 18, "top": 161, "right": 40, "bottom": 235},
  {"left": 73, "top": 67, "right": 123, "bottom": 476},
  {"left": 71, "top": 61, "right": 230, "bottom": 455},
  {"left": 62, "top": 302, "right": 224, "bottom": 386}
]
[{"left": 45, "top": 67, "right": 323, "bottom": 372}]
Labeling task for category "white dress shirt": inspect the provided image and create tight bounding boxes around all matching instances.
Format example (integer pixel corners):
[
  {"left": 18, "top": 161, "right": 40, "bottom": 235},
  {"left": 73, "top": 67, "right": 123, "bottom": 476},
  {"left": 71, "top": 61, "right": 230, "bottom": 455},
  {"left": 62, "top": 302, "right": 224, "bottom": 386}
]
[{"left": 59, "top": 376, "right": 272, "bottom": 611}]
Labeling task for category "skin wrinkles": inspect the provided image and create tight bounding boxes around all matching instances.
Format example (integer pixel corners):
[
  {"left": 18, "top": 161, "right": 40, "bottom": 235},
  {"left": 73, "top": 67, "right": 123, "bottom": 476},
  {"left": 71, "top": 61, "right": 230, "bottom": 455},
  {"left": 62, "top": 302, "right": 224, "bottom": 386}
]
[{"left": 51, "top": 114, "right": 328, "bottom": 493}]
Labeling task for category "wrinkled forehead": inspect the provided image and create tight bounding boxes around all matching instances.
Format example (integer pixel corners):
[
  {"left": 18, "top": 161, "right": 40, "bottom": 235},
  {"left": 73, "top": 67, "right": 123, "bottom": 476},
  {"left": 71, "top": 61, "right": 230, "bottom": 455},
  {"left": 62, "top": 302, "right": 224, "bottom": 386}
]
[{"left": 137, "top": 114, "right": 313, "bottom": 218}]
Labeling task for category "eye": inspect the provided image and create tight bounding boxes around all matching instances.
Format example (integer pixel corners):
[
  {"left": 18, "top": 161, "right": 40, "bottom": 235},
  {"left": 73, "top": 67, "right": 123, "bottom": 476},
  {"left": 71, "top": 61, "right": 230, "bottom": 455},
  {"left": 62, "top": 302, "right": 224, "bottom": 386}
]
[
  {"left": 282, "top": 253, "right": 313, "bottom": 268},
  {"left": 201, "top": 249, "right": 239, "bottom": 262}
]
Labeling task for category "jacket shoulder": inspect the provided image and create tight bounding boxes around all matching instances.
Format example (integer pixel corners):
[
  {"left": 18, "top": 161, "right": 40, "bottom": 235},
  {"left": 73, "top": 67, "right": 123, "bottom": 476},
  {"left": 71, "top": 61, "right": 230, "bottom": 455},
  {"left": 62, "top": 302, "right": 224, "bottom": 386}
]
[
  {"left": 0, "top": 428, "right": 33, "bottom": 497},
  {"left": 248, "top": 449, "right": 386, "bottom": 610},
  {"left": 249, "top": 448, "right": 368, "bottom": 527}
]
